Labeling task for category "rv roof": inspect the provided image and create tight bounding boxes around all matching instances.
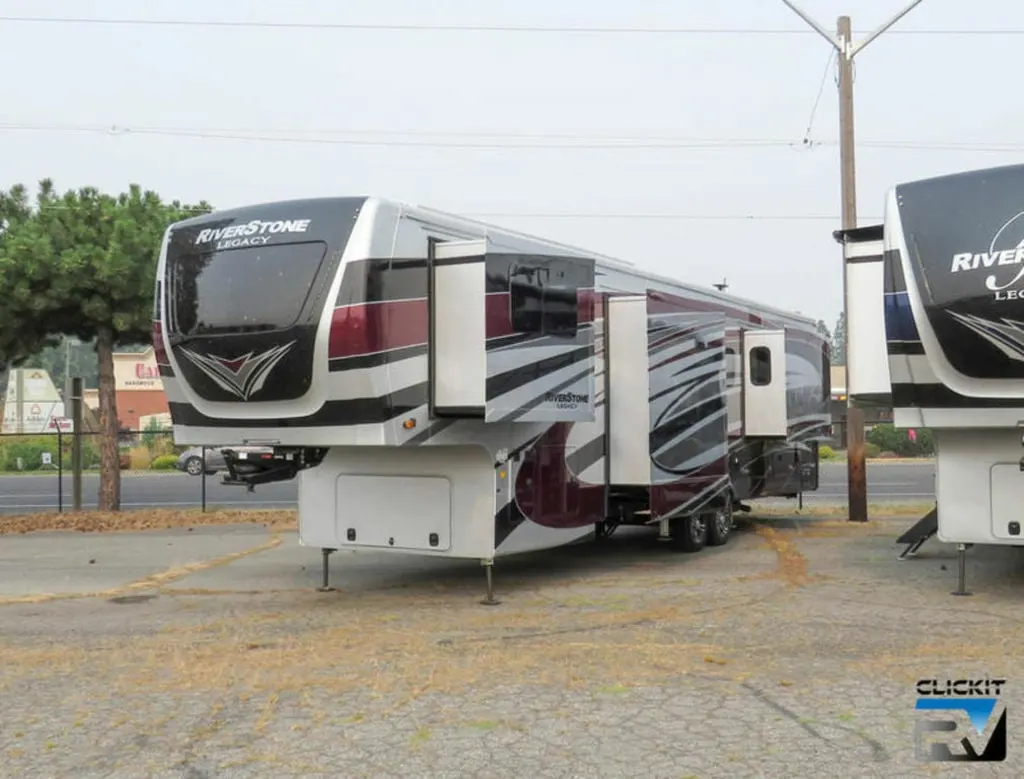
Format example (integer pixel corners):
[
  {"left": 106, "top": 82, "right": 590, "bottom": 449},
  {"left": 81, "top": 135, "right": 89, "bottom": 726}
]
[{"left": 403, "top": 199, "right": 818, "bottom": 327}]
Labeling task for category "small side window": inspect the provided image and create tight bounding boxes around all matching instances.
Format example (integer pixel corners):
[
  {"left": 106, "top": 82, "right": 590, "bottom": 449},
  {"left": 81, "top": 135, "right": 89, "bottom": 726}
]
[{"left": 750, "top": 346, "right": 772, "bottom": 386}]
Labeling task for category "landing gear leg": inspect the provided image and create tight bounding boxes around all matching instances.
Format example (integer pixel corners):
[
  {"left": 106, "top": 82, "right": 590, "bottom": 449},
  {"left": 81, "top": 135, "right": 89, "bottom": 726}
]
[
  {"left": 657, "top": 517, "right": 672, "bottom": 544},
  {"left": 317, "top": 548, "right": 336, "bottom": 592},
  {"left": 952, "top": 543, "right": 972, "bottom": 597},
  {"left": 481, "top": 559, "right": 501, "bottom": 606}
]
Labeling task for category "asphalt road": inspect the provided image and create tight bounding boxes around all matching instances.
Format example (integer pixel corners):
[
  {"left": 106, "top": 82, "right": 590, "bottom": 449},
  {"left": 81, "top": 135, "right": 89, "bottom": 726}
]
[{"left": 0, "top": 460, "right": 935, "bottom": 515}]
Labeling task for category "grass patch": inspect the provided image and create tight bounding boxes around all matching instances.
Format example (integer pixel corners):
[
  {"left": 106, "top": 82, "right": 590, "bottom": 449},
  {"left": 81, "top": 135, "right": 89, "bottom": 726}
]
[
  {"left": 0, "top": 508, "right": 297, "bottom": 536},
  {"left": 465, "top": 719, "right": 502, "bottom": 730},
  {"left": 410, "top": 727, "right": 432, "bottom": 746},
  {"left": 595, "top": 683, "right": 631, "bottom": 694}
]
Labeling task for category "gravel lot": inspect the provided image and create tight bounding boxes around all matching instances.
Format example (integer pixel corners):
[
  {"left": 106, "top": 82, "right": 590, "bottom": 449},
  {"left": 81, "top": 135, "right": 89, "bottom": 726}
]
[{"left": 1, "top": 514, "right": 1021, "bottom": 778}]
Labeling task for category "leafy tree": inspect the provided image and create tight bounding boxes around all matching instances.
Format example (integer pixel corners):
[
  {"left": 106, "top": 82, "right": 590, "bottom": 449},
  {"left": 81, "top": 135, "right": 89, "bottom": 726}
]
[
  {"left": 0, "top": 180, "right": 212, "bottom": 510},
  {"left": 20, "top": 335, "right": 101, "bottom": 392},
  {"left": 831, "top": 311, "right": 846, "bottom": 366}
]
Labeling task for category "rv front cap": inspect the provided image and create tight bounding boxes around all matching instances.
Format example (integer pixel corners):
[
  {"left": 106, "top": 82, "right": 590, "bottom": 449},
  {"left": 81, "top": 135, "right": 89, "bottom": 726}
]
[{"left": 194, "top": 218, "right": 313, "bottom": 245}]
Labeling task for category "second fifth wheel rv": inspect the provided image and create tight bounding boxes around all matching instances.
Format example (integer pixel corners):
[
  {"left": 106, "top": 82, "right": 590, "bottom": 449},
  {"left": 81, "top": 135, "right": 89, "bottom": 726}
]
[{"left": 836, "top": 163, "right": 1024, "bottom": 595}]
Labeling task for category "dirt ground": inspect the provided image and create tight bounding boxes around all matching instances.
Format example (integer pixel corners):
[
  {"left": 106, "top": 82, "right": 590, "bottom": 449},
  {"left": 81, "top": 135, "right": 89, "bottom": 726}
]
[{"left": 0, "top": 507, "right": 1021, "bottom": 778}]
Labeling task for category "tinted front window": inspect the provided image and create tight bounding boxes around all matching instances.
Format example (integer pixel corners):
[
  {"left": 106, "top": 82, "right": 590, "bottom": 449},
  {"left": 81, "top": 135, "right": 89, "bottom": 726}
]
[{"left": 169, "top": 241, "right": 327, "bottom": 336}]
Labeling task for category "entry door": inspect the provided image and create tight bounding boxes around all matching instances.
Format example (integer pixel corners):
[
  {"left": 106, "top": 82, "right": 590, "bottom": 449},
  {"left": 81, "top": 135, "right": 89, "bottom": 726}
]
[{"left": 741, "top": 329, "right": 788, "bottom": 438}]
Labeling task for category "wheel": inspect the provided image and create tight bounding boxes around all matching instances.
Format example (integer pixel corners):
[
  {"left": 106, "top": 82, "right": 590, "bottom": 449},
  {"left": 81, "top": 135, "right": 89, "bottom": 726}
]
[
  {"left": 670, "top": 514, "right": 707, "bottom": 553},
  {"left": 184, "top": 456, "right": 204, "bottom": 476},
  {"left": 706, "top": 492, "right": 734, "bottom": 547}
]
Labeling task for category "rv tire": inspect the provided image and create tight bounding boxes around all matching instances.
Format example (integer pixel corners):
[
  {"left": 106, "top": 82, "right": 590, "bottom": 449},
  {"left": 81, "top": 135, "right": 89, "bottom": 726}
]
[
  {"left": 706, "top": 493, "right": 734, "bottom": 547},
  {"left": 670, "top": 515, "right": 707, "bottom": 553}
]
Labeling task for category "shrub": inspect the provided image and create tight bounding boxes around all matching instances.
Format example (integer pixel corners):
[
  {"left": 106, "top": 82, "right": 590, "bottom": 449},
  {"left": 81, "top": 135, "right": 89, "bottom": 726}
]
[
  {"left": 819, "top": 444, "right": 836, "bottom": 460},
  {"left": 866, "top": 423, "right": 934, "bottom": 457},
  {"left": 128, "top": 446, "right": 152, "bottom": 470},
  {"left": 151, "top": 454, "right": 179, "bottom": 470},
  {"left": 0, "top": 434, "right": 101, "bottom": 472},
  {"left": 864, "top": 442, "right": 882, "bottom": 458}
]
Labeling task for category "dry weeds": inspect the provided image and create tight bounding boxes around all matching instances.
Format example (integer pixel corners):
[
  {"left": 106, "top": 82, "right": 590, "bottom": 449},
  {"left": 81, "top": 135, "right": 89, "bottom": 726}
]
[
  {"left": 0, "top": 508, "right": 298, "bottom": 536},
  {"left": 748, "top": 524, "right": 815, "bottom": 587},
  {"left": 0, "top": 596, "right": 739, "bottom": 706}
]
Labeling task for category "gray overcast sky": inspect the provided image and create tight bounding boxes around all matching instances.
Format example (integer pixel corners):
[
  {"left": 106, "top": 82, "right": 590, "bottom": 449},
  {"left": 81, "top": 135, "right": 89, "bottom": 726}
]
[{"left": 3, "top": 0, "right": 1023, "bottom": 327}]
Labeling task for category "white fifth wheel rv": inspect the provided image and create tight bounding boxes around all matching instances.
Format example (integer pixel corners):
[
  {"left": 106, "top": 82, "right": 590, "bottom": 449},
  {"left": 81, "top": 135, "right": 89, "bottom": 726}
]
[
  {"left": 835, "top": 163, "right": 1024, "bottom": 595},
  {"left": 153, "top": 197, "right": 830, "bottom": 599}
]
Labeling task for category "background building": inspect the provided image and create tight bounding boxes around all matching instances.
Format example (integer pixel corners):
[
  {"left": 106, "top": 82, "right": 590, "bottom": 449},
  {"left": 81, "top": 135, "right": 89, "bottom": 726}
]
[{"left": 83, "top": 346, "right": 169, "bottom": 431}]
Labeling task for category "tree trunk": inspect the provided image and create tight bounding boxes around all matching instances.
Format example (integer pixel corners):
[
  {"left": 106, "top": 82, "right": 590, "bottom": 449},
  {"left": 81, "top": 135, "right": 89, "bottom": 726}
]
[{"left": 96, "top": 325, "right": 121, "bottom": 511}]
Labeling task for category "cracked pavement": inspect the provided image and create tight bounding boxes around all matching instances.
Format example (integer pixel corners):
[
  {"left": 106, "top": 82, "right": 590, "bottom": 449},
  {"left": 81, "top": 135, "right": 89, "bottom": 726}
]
[{"left": 1, "top": 515, "right": 1022, "bottom": 778}]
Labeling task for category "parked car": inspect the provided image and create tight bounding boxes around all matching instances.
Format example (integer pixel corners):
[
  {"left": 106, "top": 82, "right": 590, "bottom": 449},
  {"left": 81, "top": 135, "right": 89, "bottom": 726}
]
[{"left": 174, "top": 445, "right": 277, "bottom": 476}]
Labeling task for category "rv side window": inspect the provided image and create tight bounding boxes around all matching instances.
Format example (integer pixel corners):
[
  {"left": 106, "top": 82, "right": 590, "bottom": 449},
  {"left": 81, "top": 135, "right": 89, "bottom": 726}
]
[
  {"left": 510, "top": 273, "right": 544, "bottom": 332},
  {"left": 542, "top": 285, "right": 578, "bottom": 335},
  {"left": 749, "top": 346, "right": 772, "bottom": 386},
  {"left": 509, "top": 266, "right": 578, "bottom": 336}
]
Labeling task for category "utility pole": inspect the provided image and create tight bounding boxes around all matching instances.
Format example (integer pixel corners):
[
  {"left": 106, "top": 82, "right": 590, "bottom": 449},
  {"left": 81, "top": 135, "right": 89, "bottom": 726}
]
[{"left": 780, "top": 0, "right": 925, "bottom": 523}]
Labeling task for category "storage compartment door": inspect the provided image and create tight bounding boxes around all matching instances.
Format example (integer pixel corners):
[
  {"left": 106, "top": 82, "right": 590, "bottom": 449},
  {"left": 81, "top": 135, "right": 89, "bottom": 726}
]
[
  {"left": 742, "top": 329, "right": 788, "bottom": 438},
  {"left": 431, "top": 239, "right": 487, "bottom": 417},
  {"left": 606, "top": 295, "right": 650, "bottom": 485},
  {"left": 335, "top": 474, "right": 452, "bottom": 551}
]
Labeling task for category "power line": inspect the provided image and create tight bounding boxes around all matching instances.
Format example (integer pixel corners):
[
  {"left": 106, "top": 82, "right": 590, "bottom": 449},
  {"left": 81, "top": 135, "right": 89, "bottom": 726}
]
[
  {"left": 28, "top": 202, "right": 882, "bottom": 221},
  {"left": 0, "top": 124, "right": 799, "bottom": 150},
  {"left": 2, "top": 122, "right": 1024, "bottom": 153},
  {"left": 464, "top": 212, "right": 884, "bottom": 221},
  {"left": 800, "top": 49, "right": 835, "bottom": 145},
  {"left": 0, "top": 15, "right": 1021, "bottom": 35}
]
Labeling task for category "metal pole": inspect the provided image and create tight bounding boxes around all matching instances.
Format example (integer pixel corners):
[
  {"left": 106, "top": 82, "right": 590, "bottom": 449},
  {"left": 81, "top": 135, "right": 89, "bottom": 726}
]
[
  {"left": 64, "top": 338, "right": 71, "bottom": 408},
  {"left": 71, "top": 377, "right": 83, "bottom": 511},
  {"left": 57, "top": 426, "right": 63, "bottom": 513},
  {"left": 201, "top": 445, "right": 207, "bottom": 512}
]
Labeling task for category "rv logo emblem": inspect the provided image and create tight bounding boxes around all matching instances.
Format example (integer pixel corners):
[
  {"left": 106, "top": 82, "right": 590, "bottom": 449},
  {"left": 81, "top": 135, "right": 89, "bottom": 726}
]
[{"left": 177, "top": 342, "right": 296, "bottom": 400}]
